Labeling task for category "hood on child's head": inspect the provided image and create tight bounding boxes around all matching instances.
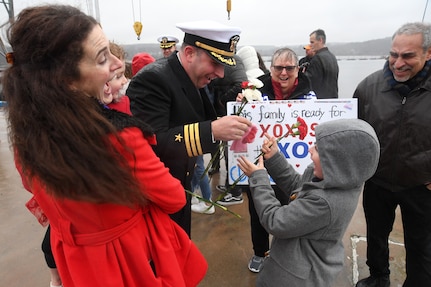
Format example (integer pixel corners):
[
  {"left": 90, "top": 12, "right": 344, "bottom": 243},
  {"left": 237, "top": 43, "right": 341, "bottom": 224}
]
[
  {"left": 315, "top": 118, "right": 380, "bottom": 189},
  {"left": 132, "top": 52, "right": 156, "bottom": 76}
]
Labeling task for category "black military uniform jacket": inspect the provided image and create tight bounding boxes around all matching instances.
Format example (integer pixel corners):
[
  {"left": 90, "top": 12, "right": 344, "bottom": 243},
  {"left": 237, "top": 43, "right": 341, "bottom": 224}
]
[
  {"left": 126, "top": 52, "right": 218, "bottom": 235},
  {"left": 127, "top": 52, "right": 218, "bottom": 188}
]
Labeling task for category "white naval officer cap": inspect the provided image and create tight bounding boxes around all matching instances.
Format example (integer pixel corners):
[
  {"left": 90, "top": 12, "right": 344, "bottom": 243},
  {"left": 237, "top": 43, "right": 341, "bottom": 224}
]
[
  {"left": 176, "top": 20, "right": 241, "bottom": 66},
  {"left": 157, "top": 36, "right": 179, "bottom": 49}
]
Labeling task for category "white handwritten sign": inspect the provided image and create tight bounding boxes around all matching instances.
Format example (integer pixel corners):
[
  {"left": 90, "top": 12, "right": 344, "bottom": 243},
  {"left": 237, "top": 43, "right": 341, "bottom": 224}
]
[{"left": 226, "top": 99, "right": 357, "bottom": 184}]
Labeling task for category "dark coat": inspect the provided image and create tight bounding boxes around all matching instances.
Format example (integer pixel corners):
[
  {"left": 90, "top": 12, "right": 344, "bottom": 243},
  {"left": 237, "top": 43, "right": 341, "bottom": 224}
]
[
  {"left": 126, "top": 52, "right": 218, "bottom": 235},
  {"left": 209, "top": 55, "right": 248, "bottom": 116},
  {"left": 354, "top": 65, "right": 431, "bottom": 191},
  {"left": 306, "top": 47, "right": 339, "bottom": 98}
]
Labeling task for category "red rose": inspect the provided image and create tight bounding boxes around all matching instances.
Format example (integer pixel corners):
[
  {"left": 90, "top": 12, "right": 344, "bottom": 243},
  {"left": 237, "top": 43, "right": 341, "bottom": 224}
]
[
  {"left": 241, "top": 81, "right": 249, "bottom": 89},
  {"left": 296, "top": 117, "right": 308, "bottom": 140}
]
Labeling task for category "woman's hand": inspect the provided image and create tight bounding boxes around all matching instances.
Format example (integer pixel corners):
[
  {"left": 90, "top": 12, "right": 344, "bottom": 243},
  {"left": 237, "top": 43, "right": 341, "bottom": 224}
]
[{"left": 237, "top": 155, "right": 264, "bottom": 177}]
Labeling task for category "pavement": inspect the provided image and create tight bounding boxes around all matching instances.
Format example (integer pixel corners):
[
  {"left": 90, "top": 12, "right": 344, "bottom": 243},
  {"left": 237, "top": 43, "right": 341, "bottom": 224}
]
[{"left": 0, "top": 109, "right": 406, "bottom": 287}]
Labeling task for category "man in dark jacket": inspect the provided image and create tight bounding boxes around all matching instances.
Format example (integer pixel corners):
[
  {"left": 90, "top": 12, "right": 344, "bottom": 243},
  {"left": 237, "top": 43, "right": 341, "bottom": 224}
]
[
  {"left": 307, "top": 29, "right": 339, "bottom": 98},
  {"left": 127, "top": 21, "right": 252, "bottom": 236},
  {"left": 354, "top": 22, "right": 431, "bottom": 287},
  {"left": 299, "top": 44, "right": 314, "bottom": 73}
]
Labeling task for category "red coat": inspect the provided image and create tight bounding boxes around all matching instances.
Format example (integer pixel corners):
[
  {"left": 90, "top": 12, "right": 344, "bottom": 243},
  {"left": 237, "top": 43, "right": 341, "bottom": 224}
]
[
  {"left": 108, "top": 95, "right": 132, "bottom": 115},
  {"left": 19, "top": 127, "right": 207, "bottom": 287}
]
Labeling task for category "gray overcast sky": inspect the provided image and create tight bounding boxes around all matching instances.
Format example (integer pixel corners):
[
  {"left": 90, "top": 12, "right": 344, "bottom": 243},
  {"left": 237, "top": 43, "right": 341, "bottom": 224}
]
[{"left": 2, "top": 0, "right": 430, "bottom": 46}]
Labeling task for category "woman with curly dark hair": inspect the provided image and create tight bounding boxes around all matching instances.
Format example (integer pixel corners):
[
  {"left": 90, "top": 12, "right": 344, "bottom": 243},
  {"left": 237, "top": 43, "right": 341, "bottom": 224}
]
[{"left": 3, "top": 5, "right": 206, "bottom": 287}]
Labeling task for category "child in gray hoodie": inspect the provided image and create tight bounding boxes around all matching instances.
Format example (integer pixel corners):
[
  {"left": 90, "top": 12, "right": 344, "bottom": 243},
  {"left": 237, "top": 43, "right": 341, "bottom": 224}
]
[{"left": 237, "top": 118, "right": 380, "bottom": 287}]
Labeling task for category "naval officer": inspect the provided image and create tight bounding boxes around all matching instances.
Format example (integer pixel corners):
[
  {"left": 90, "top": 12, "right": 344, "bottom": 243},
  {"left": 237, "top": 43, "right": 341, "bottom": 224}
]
[
  {"left": 157, "top": 35, "right": 179, "bottom": 58},
  {"left": 128, "top": 21, "right": 252, "bottom": 236}
]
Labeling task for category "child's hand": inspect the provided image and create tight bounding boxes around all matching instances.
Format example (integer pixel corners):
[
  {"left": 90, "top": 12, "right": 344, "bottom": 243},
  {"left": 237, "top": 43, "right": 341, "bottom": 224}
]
[
  {"left": 261, "top": 133, "right": 278, "bottom": 160},
  {"left": 237, "top": 155, "right": 265, "bottom": 177}
]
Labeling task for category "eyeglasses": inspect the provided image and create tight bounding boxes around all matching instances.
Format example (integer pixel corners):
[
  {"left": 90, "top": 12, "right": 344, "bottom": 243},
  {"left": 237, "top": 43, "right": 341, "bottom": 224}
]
[{"left": 272, "top": 65, "right": 297, "bottom": 73}]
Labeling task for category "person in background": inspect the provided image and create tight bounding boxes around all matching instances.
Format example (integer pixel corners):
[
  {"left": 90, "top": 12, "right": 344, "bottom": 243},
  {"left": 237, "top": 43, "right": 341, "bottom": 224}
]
[
  {"left": 190, "top": 154, "right": 215, "bottom": 214},
  {"left": 210, "top": 53, "right": 248, "bottom": 205},
  {"left": 235, "top": 44, "right": 268, "bottom": 272},
  {"left": 209, "top": 54, "right": 248, "bottom": 125},
  {"left": 127, "top": 20, "right": 252, "bottom": 236},
  {"left": 41, "top": 227, "right": 62, "bottom": 287},
  {"left": 122, "top": 61, "right": 133, "bottom": 93},
  {"left": 191, "top": 87, "right": 215, "bottom": 216},
  {"left": 257, "top": 51, "right": 269, "bottom": 74},
  {"left": 307, "top": 29, "right": 339, "bottom": 98},
  {"left": 124, "top": 61, "right": 132, "bottom": 79},
  {"left": 131, "top": 52, "right": 156, "bottom": 76},
  {"left": 3, "top": 5, "right": 207, "bottom": 286},
  {"left": 208, "top": 48, "right": 255, "bottom": 210},
  {"left": 106, "top": 42, "right": 131, "bottom": 115},
  {"left": 237, "top": 47, "right": 316, "bottom": 273},
  {"left": 260, "top": 47, "right": 315, "bottom": 100},
  {"left": 238, "top": 119, "right": 380, "bottom": 287},
  {"left": 157, "top": 35, "right": 179, "bottom": 58},
  {"left": 299, "top": 44, "right": 315, "bottom": 73},
  {"left": 354, "top": 22, "right": 431, "bottom": 287}
]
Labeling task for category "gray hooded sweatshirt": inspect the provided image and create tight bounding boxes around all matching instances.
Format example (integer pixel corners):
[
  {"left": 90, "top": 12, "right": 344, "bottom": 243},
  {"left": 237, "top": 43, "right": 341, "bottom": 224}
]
[{"left": 249, "top": 118, "right": 380, "bottom": 287}]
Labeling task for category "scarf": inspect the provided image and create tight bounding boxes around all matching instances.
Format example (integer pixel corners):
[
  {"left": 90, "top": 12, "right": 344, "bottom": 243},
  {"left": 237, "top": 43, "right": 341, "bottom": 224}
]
[
  {"left": 271, "top": 78, "right": 299, "bottom": 100},
  {"left": 99, "top": 104, "right": 157, "bottom": 145},
  {"left": 384, "top": 60, "right": 431, "bottom": 96}
]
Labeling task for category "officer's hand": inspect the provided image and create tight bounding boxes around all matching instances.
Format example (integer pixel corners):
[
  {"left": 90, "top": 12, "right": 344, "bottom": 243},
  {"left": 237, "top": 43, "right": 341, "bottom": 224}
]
[{"left": 211, "top": 115, "right": 251, "bottom": 141}]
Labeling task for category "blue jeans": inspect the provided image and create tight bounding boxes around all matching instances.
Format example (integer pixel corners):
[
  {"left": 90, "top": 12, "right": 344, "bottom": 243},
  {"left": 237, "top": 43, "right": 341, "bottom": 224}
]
[{"left": 191, "top": 155, "right": 212, "bottom": 201}]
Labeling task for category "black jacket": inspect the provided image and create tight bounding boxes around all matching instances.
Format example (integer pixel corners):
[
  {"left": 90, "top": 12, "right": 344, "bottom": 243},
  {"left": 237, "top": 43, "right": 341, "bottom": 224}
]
[
  {"left": 306, "top": 47, "right": 339, "bottom": 98},
  {"left": 127, "top": 52, "right": 218, "bottom": 187},
  {"left": 126, "top": 52, "right": 218, "bottom": 234},
  {"left": 354, "top": 65, "right": 431, "bottom": 191},
  {"left": 209, "top": 55, "right": 248, "bottom": 116}
]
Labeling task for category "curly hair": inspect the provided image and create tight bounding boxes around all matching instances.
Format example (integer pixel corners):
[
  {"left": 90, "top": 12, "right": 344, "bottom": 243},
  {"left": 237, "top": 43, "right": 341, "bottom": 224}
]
[{"left": 3, "top": 5, "right": 147, "bottom": 207}]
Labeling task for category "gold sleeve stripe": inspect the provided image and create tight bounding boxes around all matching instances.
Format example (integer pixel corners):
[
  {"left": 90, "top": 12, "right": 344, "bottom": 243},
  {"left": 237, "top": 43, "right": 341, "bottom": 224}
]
[
  {"left": 189, "top": 123, "right": 198, "bottom": 156},
  {"left": 194, "top": 123, "right": 203, "bottom": 155},
  {"left": 184, "top": 123, "right": 203, "bottom": 157},
  {"left": 184, "top": 125, "right": 192, "bottom": 157}
]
